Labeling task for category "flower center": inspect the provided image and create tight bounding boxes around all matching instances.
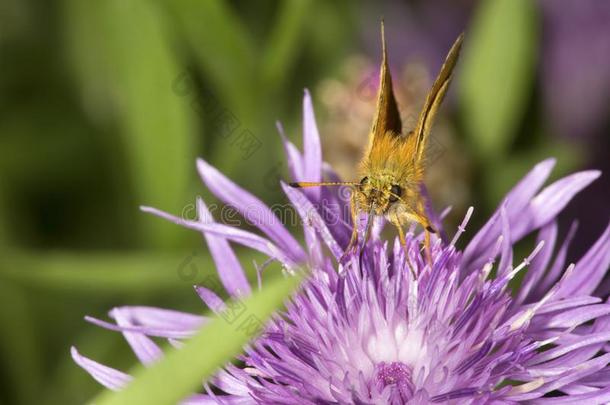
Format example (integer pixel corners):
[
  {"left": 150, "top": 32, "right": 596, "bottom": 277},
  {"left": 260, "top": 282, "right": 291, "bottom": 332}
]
[{"left": 374, "top": 361, "right": 414, "bottom": 400}]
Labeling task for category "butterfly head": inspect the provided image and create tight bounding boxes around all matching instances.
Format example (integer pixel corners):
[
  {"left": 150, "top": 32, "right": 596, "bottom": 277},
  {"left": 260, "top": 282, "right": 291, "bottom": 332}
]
[{"left": 355, "top": 175, "right": 403, "bottom": 216}]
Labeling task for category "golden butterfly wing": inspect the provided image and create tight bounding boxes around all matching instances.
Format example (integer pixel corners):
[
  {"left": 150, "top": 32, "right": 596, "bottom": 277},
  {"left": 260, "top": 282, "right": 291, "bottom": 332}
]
[
  {"left": 412, "top": 33, "right": 464, "bottom": 163},
  {"left": 367, "top": 22, "right": 402, "bottom": 156}
]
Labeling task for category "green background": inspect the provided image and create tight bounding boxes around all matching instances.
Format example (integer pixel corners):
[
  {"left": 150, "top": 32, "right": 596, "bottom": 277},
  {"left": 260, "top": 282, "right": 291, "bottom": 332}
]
[{"left": 0, "top": 1, "right": 608, "bottom": 404}]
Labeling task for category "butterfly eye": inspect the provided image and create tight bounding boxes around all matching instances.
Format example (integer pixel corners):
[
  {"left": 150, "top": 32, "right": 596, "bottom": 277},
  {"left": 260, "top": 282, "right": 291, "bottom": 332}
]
[{"left": 389, "top": 184, "right": 402, "bottom": 203}]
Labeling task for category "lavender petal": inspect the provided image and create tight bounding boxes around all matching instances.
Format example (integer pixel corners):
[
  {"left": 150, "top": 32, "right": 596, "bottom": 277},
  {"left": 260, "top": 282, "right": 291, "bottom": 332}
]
[
  {"left": 462, "top": 158, "right": 556, "bottom": 271},
  {"left": 71, "top": 347, "right": 132, "bottom": 391},
  {"left": 140, "top": 206, "right": 297, "bottom": 268},
  {"left": 196, "top": 158, "right": 305, "bottom": 262},
  {"left": 281, "top": 182, "right": 342, "bottom": 261},
  {"left": 511, "top": 170, "right": 601, "bottom": 239},
  {"left": 302, "top": 89, "right": 322, "bottom": 200},
  {"left": 556, "top": 222, "right": 610, "bottom": 299},
  {"left": 111, "top": 307, "right": 163, "bottom": 366},
  {"left": 197, "top": 197, "right": 251, "bottom": 297},
  {"left": 515, "top": 221, "right": 558, "bottom": 307},
  {"left": 277, "top": 121, "right": 304, "bottom": 181}
]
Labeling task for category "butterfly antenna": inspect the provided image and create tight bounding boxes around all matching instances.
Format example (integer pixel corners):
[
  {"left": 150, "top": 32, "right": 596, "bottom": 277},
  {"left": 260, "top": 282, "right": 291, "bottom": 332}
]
[{"left": 289, "top": 181, "right": 358, "bottom": 188}]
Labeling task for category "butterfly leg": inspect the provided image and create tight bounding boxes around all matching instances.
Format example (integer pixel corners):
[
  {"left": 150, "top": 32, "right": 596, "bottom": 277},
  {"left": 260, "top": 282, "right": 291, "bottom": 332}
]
[
  {"left": 395, "top": 209, "right": 434, "bottom": 267},
  {"left": 423, "top": 228, "right": 433, "bottom": 266},
  {"left": 412, "top": 215, "right": 433, "bottom": 267},
  {"left": 340, "top": 191, "right": 359, "bottom": 263},
  {"left": 396, "top": 220, "right": 406, "bottom": 247}
]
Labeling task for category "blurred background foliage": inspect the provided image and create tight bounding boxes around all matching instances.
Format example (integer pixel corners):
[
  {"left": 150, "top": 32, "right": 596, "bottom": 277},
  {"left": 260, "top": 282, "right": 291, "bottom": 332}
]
[{"left": 0, "top": 0, "right": 608, "bottom": 403}]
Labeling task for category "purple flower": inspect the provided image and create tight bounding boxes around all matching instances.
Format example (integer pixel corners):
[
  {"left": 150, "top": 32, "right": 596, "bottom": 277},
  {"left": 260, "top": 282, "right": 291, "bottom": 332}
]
[{"left": 73, "top": 91, "right": 610, "bottom": 404}]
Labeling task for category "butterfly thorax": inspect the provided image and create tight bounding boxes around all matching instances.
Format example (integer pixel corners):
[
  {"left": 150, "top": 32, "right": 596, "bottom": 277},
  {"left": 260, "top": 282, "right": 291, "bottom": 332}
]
[{"left": 355, "top": 130, "right": 423, "bottom": 215}]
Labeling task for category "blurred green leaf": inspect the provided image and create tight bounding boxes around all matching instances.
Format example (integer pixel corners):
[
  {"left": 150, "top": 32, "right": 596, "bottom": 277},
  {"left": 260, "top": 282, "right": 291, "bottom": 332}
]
[
  {"left": 94, "top": 272, "right": 302, "bottom": 405},
  {"left": 162, "top": 0, "right": 267, "bottom": 180},
  {"left": 459, "top": 0, "right": 537, "bottom": 159},
  {"left": 0, "top": 282, "right": 42, "bottom": 405},
  {"left": 261, "top": 0, "right": 312, "bottom": 91},
  {"left": 0, "top": 250, "right": 259, "bottom": 294},
  {"left": 164, "top": 0, "right": 256, "bottom": 117},
  {"left": 64, "top": 0, "right": 197, "bottom": 249},
  {"left": 0, "top": 181, "right": 8, "bottom": 247}
]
